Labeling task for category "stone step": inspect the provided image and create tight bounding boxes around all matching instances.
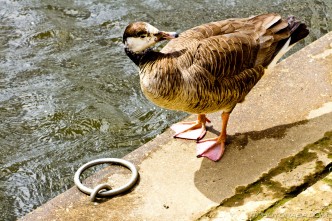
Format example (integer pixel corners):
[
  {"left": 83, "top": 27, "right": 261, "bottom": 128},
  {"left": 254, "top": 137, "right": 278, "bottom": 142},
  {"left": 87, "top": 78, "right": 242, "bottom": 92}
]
[
  {"left": 197, "top": 132, "right": 332, "bottom": 220},
  {"left": 259, "top": 172, "right": 332, "bottom": 221}
]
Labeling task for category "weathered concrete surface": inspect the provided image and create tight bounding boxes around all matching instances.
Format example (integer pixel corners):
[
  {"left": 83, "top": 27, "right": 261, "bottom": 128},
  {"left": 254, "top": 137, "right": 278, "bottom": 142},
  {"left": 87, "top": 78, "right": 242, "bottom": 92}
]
[
  {"left": 259, "top": 172, "right": 332, "bottom": 221},
  {"left": 20, "top": 32, "right": 332, "bottom": 221},
  {"left": 197, "top": 131, "right": 332, "bottom": 221}
]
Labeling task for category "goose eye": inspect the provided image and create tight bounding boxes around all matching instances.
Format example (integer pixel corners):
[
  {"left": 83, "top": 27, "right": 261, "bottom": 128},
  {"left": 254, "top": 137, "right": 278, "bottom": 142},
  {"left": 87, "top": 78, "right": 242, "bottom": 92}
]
[{"left": 140, "top": 35, "right": 146, "bottom": 38}]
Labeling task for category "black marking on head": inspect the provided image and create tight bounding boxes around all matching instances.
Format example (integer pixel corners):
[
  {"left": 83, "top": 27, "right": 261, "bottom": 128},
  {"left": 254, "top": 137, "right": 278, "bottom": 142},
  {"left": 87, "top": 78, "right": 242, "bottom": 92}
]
[{"left": 123, "top": 22, "right": 149, "bottom": 43}]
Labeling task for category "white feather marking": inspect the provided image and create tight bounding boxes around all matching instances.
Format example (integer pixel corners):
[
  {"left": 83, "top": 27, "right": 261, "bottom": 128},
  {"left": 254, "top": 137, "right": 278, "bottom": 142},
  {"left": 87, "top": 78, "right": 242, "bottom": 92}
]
[
  {"left": 145, "top": 23, "right": 159, "bottom": 34},
  {"left": 125, "top": 23, "right": 160, "bottom": 52},
  {"left": 126, "top": 36, "right": 157, "bottom": 52},
  {"left": 264, "top": 15, "right": 281, "bottom": 29},
  {"left": 267, "top": 37, "right": 294, "bottom": 69}
]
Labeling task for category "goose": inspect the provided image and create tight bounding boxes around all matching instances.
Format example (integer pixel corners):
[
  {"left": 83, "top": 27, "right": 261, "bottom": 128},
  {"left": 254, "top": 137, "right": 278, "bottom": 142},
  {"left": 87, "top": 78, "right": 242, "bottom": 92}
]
[{"left": 123, "top": 13, "right": 309, "bottom": 162}]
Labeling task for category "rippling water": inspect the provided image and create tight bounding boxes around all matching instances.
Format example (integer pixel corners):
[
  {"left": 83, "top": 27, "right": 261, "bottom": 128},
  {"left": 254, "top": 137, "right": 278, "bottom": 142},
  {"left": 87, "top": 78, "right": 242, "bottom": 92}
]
[{"left": 0, "top": 0, "right": 331, "bottom": 220}]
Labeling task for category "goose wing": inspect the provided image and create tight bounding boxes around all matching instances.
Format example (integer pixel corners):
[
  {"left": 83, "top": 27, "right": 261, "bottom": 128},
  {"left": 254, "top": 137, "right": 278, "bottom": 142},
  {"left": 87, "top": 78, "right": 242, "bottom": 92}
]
[
  {"left": 159, "top": 13, "right": 296, "bottom": 111},
  {"left": 162, "top": 13, "right": 292, "bottom": 76}
]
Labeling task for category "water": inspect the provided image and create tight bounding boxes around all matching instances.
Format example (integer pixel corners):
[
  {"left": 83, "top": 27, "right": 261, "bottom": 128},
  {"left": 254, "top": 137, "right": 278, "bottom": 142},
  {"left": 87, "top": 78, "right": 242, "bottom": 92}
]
[{"left": 0, "top": 0, "right": 331, "bottom": 220}]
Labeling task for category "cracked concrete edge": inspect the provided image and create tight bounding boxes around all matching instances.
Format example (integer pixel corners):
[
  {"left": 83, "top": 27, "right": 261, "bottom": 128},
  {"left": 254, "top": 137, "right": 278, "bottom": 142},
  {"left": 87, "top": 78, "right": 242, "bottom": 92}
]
[{"left": 196, "top": 131, "right": 332, "bottom": 221}]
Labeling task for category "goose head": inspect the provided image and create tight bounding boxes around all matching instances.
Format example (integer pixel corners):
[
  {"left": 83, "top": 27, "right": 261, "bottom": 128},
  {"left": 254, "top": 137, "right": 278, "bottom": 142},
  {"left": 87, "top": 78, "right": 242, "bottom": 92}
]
[{"left": 123, "top": 22, "right": 178, "bottom": 53}]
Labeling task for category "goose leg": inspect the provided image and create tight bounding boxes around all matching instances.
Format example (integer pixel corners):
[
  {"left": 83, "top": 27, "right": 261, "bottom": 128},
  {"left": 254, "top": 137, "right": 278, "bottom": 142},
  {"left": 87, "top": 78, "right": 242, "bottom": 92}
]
[
  {"left": 171, "top": 114, "right": 210, "bottom": 140},
  {"left": 196, "top": 112, "right": 230, "bottom": 162}
]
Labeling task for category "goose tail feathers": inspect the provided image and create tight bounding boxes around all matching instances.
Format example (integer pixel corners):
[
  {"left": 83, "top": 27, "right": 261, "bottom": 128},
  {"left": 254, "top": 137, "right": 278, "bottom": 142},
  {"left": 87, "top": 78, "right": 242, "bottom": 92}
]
[
  {"left": 287, "top": 15, "right": 309, "bottom": 45},
  {"left": 266, "top": 15, "right": 309, "bottom": 69}
]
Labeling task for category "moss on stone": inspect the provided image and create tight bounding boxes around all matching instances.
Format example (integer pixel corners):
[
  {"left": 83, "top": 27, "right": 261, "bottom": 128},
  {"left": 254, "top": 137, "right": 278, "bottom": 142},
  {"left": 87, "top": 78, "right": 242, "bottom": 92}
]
[
  {"left": 219, "top": 130, "right": 332, "bottom": 210},
  {"left": 322, "top": 177, "right": 332, "bottom": 187}
]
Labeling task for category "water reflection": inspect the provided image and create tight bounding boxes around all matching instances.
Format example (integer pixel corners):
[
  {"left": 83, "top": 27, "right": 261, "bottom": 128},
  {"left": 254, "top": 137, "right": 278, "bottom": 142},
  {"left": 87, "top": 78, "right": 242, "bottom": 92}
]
[{"left": 0, "top": 0, "right": 331, "bottom": 220}]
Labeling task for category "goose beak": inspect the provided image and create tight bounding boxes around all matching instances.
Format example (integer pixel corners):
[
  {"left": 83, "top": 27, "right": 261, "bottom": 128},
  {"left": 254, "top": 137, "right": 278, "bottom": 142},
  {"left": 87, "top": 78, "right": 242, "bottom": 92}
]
[{"left": 157, "top": 31, "right": 179, "bottom": 41}]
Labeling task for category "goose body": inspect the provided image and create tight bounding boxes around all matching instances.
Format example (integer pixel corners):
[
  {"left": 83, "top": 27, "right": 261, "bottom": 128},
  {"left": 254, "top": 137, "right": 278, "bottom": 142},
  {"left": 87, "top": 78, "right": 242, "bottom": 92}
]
[{"left": 123, "top": 13, "right": 309, "bottom": 161}]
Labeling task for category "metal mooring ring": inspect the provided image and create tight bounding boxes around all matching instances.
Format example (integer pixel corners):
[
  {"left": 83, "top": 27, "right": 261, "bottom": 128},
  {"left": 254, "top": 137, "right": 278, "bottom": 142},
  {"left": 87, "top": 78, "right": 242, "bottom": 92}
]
[{"left": 74, "top": 158, "right": 139, "bottom": 201}]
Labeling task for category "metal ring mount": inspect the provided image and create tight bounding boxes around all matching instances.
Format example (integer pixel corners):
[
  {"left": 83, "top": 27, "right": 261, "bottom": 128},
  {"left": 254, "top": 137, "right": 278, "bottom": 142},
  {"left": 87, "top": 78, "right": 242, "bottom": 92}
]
[{"left": 74, "top": 158, "right": 139, "bottom": 201}]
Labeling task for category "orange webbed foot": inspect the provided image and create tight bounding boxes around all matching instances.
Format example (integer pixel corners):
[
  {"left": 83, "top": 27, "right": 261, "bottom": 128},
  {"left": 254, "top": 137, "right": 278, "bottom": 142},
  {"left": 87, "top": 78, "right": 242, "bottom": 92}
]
[
  {"left": 171, "top": 114, "right": 211, "bottom": 141},
  {"left": 196, "top": 138, "right": 225, "bottom": 162}
]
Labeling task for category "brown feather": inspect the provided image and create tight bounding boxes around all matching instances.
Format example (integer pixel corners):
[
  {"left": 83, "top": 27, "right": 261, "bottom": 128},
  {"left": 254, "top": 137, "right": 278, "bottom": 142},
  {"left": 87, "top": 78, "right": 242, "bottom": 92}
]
[{"left": 124, "top": 13, "right": 309, "bottom": 114}]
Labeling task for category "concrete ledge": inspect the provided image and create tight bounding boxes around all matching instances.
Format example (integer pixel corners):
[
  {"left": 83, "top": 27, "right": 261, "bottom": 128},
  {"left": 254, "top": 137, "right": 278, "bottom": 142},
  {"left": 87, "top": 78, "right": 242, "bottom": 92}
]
[
  {"left": 259, "top": 171, "right": 332, "bottom": 221},
  {"left": 20, "top": 32, "right": 332, "bottom": 221},
  {"left": 198, "top": 132, "right": 332, "bottom": 220}
]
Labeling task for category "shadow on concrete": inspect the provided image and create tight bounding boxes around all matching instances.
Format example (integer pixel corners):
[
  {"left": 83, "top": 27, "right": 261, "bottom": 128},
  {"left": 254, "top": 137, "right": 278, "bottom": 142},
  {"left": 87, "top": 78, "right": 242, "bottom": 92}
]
[
  {"left": 193, "top": 117, "right": 319, "bottom": 203},
  {"left": 207, "top": 119, "right": 308, "bottom": 148},
  {"left": 227, "top": 119, "right": 308, "bottom": 149}
]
